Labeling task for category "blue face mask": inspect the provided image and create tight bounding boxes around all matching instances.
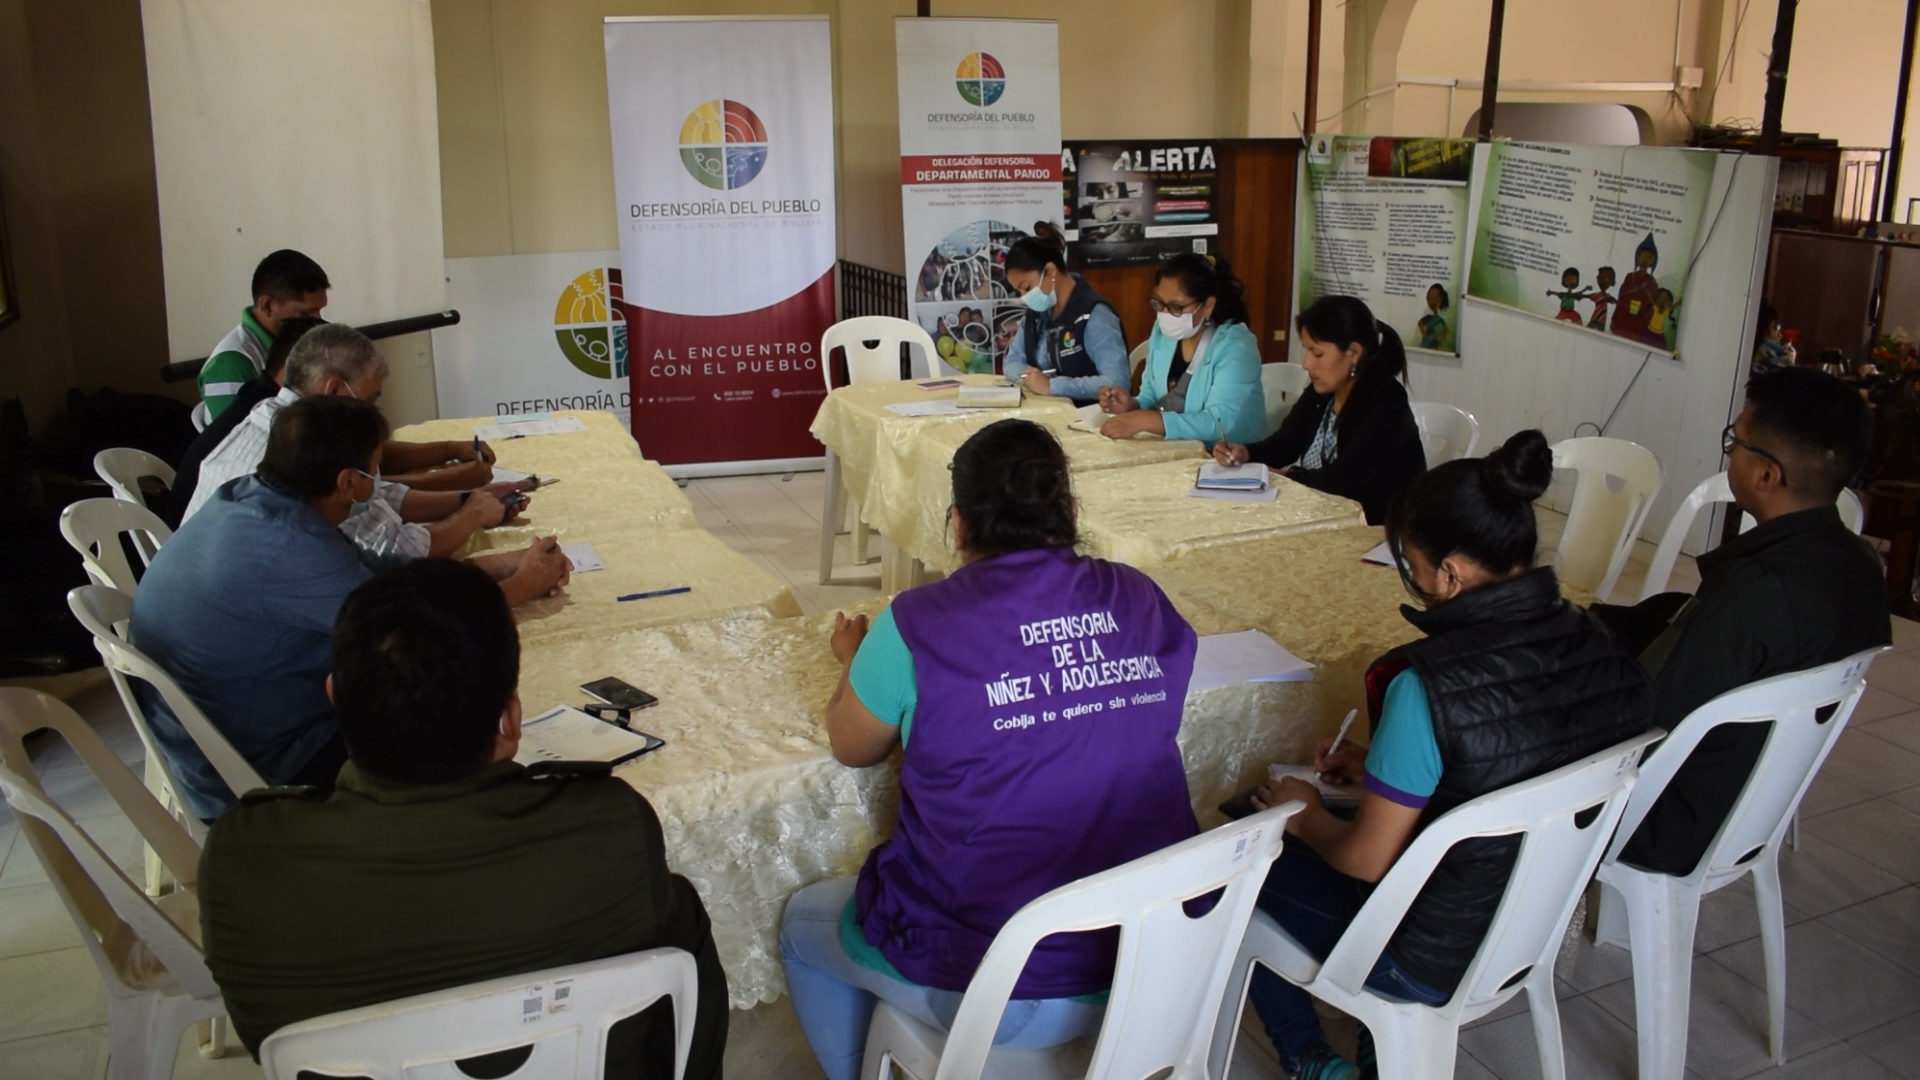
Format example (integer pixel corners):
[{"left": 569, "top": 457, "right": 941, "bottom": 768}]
[
  {"left": 350, "top": 468, "right": 377, "bottom": 517},
  {"left": 1020, "top": 271, "right": 1055, "bottom": 312}
]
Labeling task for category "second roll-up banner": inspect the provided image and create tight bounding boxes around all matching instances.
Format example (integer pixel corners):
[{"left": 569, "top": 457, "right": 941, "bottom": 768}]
[
  {"left": 896, "top": 18, "right": 1062, "bottom": 376},
  {"left": 604, "top": 16, "right": 837, "bottom": 472}
]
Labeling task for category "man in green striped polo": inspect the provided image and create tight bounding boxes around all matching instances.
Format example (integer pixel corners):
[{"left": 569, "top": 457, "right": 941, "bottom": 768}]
[{"left": 198, "top": 250, "right": 331, "bottom": 419}]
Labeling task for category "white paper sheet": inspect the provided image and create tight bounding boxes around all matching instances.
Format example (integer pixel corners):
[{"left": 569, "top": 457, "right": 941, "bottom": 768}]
[
  {"left": 492, "top": 467, "right": 532, "bottom": 484},
  {"left": 1189, "top": 628, "right": 1315, "bottom": 694},
  {"left": 1267, "top": 764, "right": 1362, "bottom": 806},
  {"left": 885, "top": 400, "right": 963, "bottom": 418},
  {"left": 561, "top": 542, "right": 605, "bottom": 573},
  {"left": 1187, "top": 484, "right": 1281, "bottom": 503},
  {"left": 1361, "top": 541, "right": 1394, "bottom": 566},
  {"left": 514, "top": 706, "right": 661, "bottom": 766},
  {"left": 474, "top": 416, "right": 588, "bottom": 440}
]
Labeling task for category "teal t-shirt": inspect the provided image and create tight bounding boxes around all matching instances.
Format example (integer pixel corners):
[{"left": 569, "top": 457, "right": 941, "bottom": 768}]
[
  {"left": 1362, "top": 669, "right": 1443, "bottom": 808},
  {"left": 835, "top": 605, "right": 1107, "bottom": 1002}
]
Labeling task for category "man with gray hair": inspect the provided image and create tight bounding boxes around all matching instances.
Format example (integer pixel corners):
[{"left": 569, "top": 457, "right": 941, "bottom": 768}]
[{"left": 184, "top": 324, "right": 528, "bottom": 569}]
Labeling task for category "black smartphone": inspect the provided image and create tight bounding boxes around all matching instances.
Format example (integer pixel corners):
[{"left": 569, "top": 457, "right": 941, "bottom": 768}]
[
  {"left": 580, "top": 676, "right": 659, "bottom": 711},
  {"left": 1218, "top": 786, "right": 1262, "bottom": 820}
]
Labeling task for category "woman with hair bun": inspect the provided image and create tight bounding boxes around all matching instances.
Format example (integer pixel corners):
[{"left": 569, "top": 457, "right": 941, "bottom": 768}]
[
  {"left": 1215, "top": 294, "right": 1426, "bottom": 524},
  {"left": 1096, "top": 252, "right": 1267, "bottom": 447},
  {"left": 1000, "top": 222, "right": 1131, "bottom": 406},
  {"left": 1240, "top": 430, "right": 1654, "bottom": 1080},
  {"left": 779, "top": 418, "right": 1200, "bottom": 1080}
]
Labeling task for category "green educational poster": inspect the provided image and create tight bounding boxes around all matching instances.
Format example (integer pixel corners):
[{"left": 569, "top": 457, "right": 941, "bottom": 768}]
[
  {"left": 1294, "top": 136, "right": 1473, "bottom": 356},
  {"left": 1467, "top": 142, "right": 1716, "bottom": 357}
]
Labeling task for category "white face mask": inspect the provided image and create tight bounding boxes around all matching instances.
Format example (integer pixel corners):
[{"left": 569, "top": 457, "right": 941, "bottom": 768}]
[{"left": 1156, "top": 309, "right": 1202, "bottom": 341}]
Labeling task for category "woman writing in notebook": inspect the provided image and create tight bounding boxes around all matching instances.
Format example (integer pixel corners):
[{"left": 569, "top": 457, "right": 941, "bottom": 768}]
[
  {"left": 999, "top": 223, "right": 1130, "bottom": 407},
  {"left": 1214, "top": 295, "right": 1425, "bottom": 524},
  {"left": 1239, "top": 430, "right": 1654, "bottom": 1080},
  {"left": 1095, "top": 252, "right": 1266, "bottom": 447},
  {"left": 779, "top": 418, "right": 1199, "bottom": 1080}
]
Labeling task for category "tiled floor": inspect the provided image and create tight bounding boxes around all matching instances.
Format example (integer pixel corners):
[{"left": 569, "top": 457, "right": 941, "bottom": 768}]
[{"left": 2, "top": 473, "right": 1915, "bottom": 1080}]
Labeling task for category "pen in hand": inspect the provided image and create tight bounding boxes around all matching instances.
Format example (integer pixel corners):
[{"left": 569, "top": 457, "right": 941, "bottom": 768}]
[{"left": 1317, "top": 708, "right": 1359, "bottom": 781}]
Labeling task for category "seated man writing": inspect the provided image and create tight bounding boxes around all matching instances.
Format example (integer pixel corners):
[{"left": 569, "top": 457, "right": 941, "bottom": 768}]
[
  {"left": 197, "top": 558, "right": 727, "bottom": 1078},
  {"left": 1601, "top": 366, "right": 1892, "bottom": 875},
  {"left": 132, "top": 396, "right": 570, "bottom": 819},
  {"left": 183, "top": 323, "right": 525, "bottom": 564}
]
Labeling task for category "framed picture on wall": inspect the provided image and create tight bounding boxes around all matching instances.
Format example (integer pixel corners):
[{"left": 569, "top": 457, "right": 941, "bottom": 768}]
[{"left": 0, "top": 166, "right": 16, "bottom": 331}]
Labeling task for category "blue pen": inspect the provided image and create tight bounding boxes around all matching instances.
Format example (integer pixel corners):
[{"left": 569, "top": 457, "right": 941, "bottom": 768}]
[{"left": 617, "top": 586, "right": 692, "bottom": 602}]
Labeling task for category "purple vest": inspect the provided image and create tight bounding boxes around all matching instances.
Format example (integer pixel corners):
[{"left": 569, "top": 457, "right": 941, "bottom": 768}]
[{"left": 855, "top": 546, "right": 1199, "bottom": 998}]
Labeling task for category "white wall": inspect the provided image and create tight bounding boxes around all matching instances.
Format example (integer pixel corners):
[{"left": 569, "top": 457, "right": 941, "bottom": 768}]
[
  {"left": 1404, "top": 151, "right": 1776, "bottom": 562},
  {"left": 141, "top": 0, "right": 448, "bottom": 425}
]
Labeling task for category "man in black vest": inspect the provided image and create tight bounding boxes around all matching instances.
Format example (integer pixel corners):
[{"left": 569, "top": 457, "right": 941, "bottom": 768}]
[{"left": 1605, "top": 367, "right": 1891, "bottom": 875}]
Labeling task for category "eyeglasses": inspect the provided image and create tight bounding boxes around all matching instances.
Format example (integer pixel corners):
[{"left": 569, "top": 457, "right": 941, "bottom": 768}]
[
  {"left": 1148, "top": 297, "right": 1205, "bottom": 315},
  {"left": 1721, "top": 423, "right": 1789, "bottom": 489}
]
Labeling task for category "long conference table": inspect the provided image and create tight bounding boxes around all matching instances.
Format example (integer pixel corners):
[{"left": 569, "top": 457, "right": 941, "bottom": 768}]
[{"left": 396, "top": 404, "right": 1576, "bottom": 1008}]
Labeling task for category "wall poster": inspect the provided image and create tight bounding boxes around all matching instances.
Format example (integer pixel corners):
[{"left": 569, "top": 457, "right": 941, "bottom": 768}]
[
  {"left": 1467, "top": 142, "right": 1717, "bottom": 357},
  {"left": 1295, "top": 136, "right": 1473, "bottom": 356},
  {"left": 1060, "top": 140, "right": 1219, "bottom": 266}
]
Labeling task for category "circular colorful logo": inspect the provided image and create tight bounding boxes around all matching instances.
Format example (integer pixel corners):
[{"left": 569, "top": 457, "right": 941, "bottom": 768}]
[
  {"left": 553, "top": 269, "right": 627, "bottom": 381},
  {"left": 679, "top": 99, "right": 769, "bottom": 190},
  {"left": 955, "top": 52, "right": 1005, "bottom": 107}
]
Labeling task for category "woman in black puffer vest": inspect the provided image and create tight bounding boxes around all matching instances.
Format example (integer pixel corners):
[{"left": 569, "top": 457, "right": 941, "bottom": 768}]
[{"left": 1244, "top": 429, "right": 1653, "bottom": 1080}]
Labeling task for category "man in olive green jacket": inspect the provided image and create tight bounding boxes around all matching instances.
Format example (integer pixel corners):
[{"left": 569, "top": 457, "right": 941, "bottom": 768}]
[{"left": 197, "top": 559, "right": 727, "bottom": 1079}]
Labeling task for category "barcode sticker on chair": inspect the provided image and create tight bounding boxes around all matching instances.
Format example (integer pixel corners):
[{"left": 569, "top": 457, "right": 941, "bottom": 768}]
[
  {"left": 551, "top": 979, "right": 574, "bottom": 1014},
  {"left": 523, "top": 985, "right": 545, "bottom": 1024},
  {"left": 1231, "top": 827, "right": 1261, "bottom": 862}
]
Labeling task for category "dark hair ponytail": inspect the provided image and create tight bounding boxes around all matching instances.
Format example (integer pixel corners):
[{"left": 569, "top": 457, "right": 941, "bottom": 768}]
[
  {"left": 1387, "top": 429, "right": 1553, "bottom": 591},
  {"left": 1153, "top": 252, "right": 1250, "bottom": 326},
  {"left": 951, "top": 418, "right": 1077, "bottom": 557},
  {"left": 1296, "top": 294, "right": 1409, "bottom": 439},
  {"left": 1005, "top": 221, "right": 1070, "bottom": 276}
]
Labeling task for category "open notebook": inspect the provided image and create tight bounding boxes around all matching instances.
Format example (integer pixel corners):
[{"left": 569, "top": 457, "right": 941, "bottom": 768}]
[{"left": 514, "top": 706, "right": 663, "bottom": 767}]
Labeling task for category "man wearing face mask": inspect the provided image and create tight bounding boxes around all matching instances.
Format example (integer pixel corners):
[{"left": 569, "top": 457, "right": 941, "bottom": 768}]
[
  {"left": 998, "top": 223, "right": 1130, "bottom": 406},
  {"left": 1095, "top": 252, "right": 1266, "bottom": 446},
  {"left": 183, "top": 324, "right": 527, "bottom": 566}
]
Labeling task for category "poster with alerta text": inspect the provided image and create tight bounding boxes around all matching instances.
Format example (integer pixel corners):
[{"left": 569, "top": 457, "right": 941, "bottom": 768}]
[
  {"left": 1295, "top": 136, "right": 1472, "bottom": 356},
  {"left": 1468, "top": 142, "right": 1716, "bottom": 358},
  {"left": 898, "top": 18, "right": 1061, "bottom": 375},
  {"left": 1060, "top": 141, "right": 1218, "bottom": 266},
  {"left": 604, "top": 17, "right": 836, "bottom": 470}
]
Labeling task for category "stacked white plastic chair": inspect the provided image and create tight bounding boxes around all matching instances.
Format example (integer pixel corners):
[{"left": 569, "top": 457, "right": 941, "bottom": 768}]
[
  {"left": 862, "top": 802, "right": 1300, "bottom": 1080},
  {"left": 1210, "top": 730, "right": 1662, "bottom": 1080},
  {"left": 818, "top": 316, "right": 939, "bottom": 587},
  {"left": 1595, "top": 648, "right": 1886, "bottom": 1079},
  {"left": 0, "top": 689, "right": 229, "bottom": 1079},
  {"left": 260, "top": 948, "right": 702, "bottom": 1080}
]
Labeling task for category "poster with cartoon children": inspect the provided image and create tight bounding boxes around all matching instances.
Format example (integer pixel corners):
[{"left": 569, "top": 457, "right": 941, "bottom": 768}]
[{"left": 1467, "top": 143, "right": 1714, "bottom": 357}]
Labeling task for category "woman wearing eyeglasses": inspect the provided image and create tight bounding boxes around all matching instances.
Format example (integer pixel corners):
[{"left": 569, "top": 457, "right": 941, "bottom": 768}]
[{"left": 1094, "top": 253, "right": 1266, "bottom": 448}]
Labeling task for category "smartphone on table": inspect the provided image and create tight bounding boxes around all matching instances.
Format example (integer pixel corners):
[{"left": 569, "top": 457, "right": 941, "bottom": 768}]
[{"left": 580, "top": 676, "right": 659, "bottom": 712}]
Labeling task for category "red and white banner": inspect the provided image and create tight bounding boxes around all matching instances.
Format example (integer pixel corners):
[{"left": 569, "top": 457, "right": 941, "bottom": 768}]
[
  {"left": 604, "top": 16, "right": 836, "bottom": 471},
  {"left": 896, "top": 19, "right": 1061, "bottom": 375}
]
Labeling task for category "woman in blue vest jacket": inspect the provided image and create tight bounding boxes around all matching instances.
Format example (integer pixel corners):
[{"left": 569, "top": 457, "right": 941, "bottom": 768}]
[
  {"left": 1095, "top": 252, "right": 1266, "bottom": 447},
  {"left": 999, "top": 223, "right": 1131, "bottom": 406},
  {"left": 778, "top": 419, "right": 1199, "bottom": 1080},
  {"left": 1241, "top": 429, "right": 1654, "bottom": 1080}
]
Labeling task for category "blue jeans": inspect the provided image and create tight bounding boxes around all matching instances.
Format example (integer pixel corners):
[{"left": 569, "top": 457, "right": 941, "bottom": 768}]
[
  {"left": 1247, "top": 846, "right": 1450, "bottom": 1073},
  {"left": 778, "top": 878, "right": 1104, "bottom": 1080}
]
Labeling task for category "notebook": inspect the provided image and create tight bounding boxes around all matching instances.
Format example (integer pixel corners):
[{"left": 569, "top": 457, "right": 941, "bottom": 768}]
[
  {"left": 514, "top": 706, "right": 663, "bottom": 767},
  {"left": 1267, "top": 764, "right": 1363, "bottom": 807},
  {"left": 1195, "top": 463, "right": 1270, "bottom": 490}
]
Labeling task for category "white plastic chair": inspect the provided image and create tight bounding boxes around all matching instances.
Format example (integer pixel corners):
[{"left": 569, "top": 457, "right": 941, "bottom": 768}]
[
  {"left": 61, "top": 497, "right": 174, "bottom": 591},
  {"left": 1128, "top": 339, "right": 1149, "bottom": 382},
  {"left": 1640, "top": 472, "right": 1867, "bottom": 602},
  {"left": 862, "top": 802, "right": 1302, "bottom": 1080},
  {"left": 0, "top": 689, "right": 229, "bottom": 1080},
  {"left": 67, "top": 584, "right": 267, "bottom": 802},
  {"left": 1210, "top": 729, "right": 1663, "bottom": 1080},
  {"left": 95, "top": 448, "right": 176, "bottom": 507},
  {"left": 1595, "top": 648, "right": 1886, "bottom": 1079},
  {"left": 1544, "top": 437, "right": 1663, "bottom": 602},
  {"left": 190, "top": 401, "right": 211, "bottom": 432},
  {"left": 818, "top": 316, "right": 940, "bottom": 585},
  {"left": 259, "top": 948, "right": 701, "bottom": 1080},
  {"left": 1409, "top": 402, "right": 1481, "bottom": 465},
  {"left": 1261, "top": 362, "right": 1311, "bottom": 439}
]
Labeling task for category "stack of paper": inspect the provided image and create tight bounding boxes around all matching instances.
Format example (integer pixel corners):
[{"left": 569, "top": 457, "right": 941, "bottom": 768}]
[
  {"left": 1188, "top": 629, "right": 1315, "bottom": 693},
  {"left": 885, "top": 400, "right": 962, "bottom": 418},
  {"left": 475, "top": 416, "right": 587, "bottom": 441},
  {"left": 956, "top": 384, "right": 1022, "bottom": 409}
]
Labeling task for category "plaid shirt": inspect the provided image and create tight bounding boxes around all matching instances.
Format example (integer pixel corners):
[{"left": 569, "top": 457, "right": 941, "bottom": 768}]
[{"left": 182, "top": 387, "right": 431, "bottom": 565}]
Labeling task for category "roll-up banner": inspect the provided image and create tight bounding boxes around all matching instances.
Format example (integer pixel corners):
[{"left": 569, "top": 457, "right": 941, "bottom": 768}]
[
  {"left": 896, "top": 18, "right": 1062, "bottom": 376},
  {"left": 604, "top": 16, "right": 836, "bottom": 473}
]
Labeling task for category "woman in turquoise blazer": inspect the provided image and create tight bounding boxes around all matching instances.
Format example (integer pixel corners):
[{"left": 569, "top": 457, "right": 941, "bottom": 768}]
[{"left": 1096, "top": 253, "right": 1266, "bottom": 448}]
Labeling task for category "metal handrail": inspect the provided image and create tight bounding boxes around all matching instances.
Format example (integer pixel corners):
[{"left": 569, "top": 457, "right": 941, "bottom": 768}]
[{"left": 157, "top": 309, "right": 462, "bottom": 383}]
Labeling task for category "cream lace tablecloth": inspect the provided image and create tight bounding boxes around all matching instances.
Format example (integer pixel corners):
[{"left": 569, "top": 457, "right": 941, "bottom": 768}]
[
  {"left": 809, "top": 379, "right": 1211, "bottom": 572},
  {"left": 392, "top": 411, "right": 800, "bottom": 646},
  {"left": 1075, "top": 460, "right": 1367, "bottom": 567}
]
